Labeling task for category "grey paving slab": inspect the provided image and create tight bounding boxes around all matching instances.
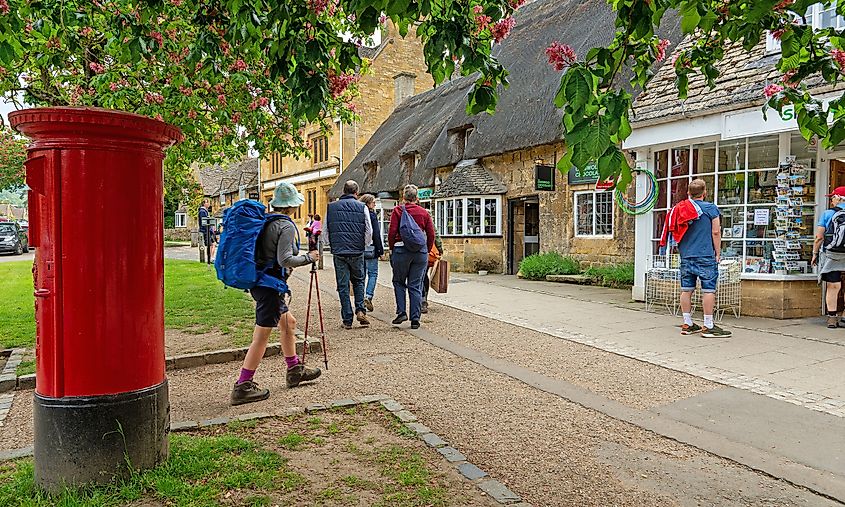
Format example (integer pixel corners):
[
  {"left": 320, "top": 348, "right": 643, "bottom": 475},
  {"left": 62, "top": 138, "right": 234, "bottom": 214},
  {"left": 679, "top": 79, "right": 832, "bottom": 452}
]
[
  {"left": 456, "top": 462, "right": 487, "bottom": 480},
  {"left": 715, "top": 352, "right": 822, "bottom": 376},
  {"left": 653, "top": 387, "right": 845, "bottom": 476}
]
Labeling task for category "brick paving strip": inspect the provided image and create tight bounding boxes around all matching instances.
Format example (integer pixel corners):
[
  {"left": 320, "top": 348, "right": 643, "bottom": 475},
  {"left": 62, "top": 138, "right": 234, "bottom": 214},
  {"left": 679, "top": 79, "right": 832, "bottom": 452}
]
[{"left": 0, "top": 395, "right": 532, "bottom": 507}]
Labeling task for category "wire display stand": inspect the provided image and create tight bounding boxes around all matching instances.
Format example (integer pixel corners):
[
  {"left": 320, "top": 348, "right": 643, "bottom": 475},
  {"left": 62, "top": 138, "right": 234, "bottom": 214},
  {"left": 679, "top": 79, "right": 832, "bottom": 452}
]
[{"left": 645, "top": 254, "right": 742, "bottom": 321}]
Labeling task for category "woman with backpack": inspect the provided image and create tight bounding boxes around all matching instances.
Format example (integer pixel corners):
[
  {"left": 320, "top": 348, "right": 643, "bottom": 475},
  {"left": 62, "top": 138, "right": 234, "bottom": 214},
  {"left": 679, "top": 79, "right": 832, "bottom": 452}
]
[
  {"left": 814, "top": 186, "right": 845, "bottom": 328},
  {"left": 230, "top": 182, "right": 322, "bottom": 406},
  {"left": 388, "top": 184, "right": 435, "bottom": 329}
]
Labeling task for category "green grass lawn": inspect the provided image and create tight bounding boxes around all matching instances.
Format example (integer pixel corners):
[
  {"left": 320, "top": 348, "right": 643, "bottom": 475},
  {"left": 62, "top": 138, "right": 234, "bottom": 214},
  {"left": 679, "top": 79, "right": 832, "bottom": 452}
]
[{"left": 0, "top": 260, "right": 254, "bottom": 350}]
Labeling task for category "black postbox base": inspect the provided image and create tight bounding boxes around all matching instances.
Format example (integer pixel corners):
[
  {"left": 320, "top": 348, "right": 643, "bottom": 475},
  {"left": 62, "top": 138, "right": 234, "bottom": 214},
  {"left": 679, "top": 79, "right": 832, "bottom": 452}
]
[{"left": 33, "top": 380, "right": 170, "bottom": 492}]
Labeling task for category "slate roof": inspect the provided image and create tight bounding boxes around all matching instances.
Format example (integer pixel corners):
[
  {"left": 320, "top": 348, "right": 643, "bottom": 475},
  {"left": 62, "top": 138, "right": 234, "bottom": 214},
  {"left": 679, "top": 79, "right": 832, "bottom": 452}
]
[
  {"left": 198, "top": 158, "right": 259, "bottom": 197},
  {"left": 632, "top": 36, "right": 838, "bottom": 126},
  {"left": 431, "top": 160, "right": 507, "bottom": 198},
  {"left": 329, "top": 0, "right": 681, "bottom": 198}
]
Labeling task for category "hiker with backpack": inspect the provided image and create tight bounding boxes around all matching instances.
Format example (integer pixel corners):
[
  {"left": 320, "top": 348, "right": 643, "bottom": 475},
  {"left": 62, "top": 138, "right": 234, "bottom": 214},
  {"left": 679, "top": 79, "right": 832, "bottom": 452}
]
[
  {"left": 388, "top": 184, "right": 435, "bottom": 329},
  {"left": 814, "top": 186, "right": 845, "bottom": 328},
  {"left": 216, "top": 182, "right": 322, "bottom": 406}
]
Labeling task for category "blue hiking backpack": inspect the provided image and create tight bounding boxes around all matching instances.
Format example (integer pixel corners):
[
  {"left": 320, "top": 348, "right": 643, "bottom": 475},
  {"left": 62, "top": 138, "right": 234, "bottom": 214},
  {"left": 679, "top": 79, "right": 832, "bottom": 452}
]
[
  {"left": 399, "top": 205, "right": 427, "bottom": 252},
  {"left": 214, "top": 200, "right": 294, "bottom": 295}
]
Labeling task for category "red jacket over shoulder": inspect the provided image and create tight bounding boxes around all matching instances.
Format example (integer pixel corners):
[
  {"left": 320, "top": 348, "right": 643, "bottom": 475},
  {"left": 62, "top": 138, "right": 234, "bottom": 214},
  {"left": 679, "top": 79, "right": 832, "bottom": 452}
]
[
  {"left": 660, "top": 199, "right": 702, "bottom": 247},
  {"left": 388, "top": 203, "right": 435, "bottom": 252}
]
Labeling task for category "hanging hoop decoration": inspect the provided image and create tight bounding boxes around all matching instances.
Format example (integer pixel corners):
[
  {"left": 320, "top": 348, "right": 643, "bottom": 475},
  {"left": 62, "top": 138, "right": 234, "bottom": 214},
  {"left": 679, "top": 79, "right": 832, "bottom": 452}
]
[{"left": 615, "top": 168, "right": 658, "bottom": 215}]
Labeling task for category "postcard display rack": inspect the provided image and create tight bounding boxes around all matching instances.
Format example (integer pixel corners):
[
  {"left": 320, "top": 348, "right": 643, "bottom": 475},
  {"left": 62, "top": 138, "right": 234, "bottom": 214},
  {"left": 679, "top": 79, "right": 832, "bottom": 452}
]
[
  {"left": 645, "top": 254, "right": 742, "bottom": 320},
  {"left": 772, "top": 161, "right": 808, "bottom": 275}
]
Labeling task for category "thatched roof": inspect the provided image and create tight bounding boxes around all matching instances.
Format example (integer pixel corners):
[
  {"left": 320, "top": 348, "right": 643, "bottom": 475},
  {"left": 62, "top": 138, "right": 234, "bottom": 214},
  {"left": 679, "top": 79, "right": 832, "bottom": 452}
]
[
  {"left": 198, "top": 158, "right": 259, "bottom": 197},
  {"left": 431, "top": 160, "right": 506, "bottom": 198},
  {"left": 632, "top": 36, "right": 840, "bottom": 126},
  {"left": 330, "top": 0, "right": 681, "bottom": 198}
]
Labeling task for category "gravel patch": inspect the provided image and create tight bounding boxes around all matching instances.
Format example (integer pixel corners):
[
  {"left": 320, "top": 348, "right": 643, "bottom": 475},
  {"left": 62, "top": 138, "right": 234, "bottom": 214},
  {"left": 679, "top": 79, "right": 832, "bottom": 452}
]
[
  {"left": 165, "top": 329, "right": 234, "bottom": 355},
  {"left": 0, "top": 271, "right": 837, "bottom": 506},
  {"left": 422, "top": 304, "right": 719, "bottom": 410}
]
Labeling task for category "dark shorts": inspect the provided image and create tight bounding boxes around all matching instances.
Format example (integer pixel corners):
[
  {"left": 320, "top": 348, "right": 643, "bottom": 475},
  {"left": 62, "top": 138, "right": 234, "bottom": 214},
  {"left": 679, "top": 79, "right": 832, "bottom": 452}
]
[
  {"left": 680, "top": 257, "right": 718, "bottom": 293},
  {"left": 250, "top": 286, "right": 289, "bottom": 327},
  {"left": 822, "top": 271, "right": 843, "bottom": 283}
]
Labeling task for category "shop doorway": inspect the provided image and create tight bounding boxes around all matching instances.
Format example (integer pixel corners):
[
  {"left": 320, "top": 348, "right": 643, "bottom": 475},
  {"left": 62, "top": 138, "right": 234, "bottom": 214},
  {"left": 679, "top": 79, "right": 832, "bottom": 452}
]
[{"left": 507, "top": 196, "right": 540, "bottom": 274}]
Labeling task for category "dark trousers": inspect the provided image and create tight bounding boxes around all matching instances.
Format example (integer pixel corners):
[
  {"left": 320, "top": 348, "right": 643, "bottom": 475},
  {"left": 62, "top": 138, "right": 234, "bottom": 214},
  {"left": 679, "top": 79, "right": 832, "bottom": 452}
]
[
  {"left": 422, "top": 268, "right": 430, "bottom": 301},
  {"left": 391, "top": 246, "right": 428, "bottom": 321},
  {"left": 333, "top": 254, "right": 366, "bottom": 324}
]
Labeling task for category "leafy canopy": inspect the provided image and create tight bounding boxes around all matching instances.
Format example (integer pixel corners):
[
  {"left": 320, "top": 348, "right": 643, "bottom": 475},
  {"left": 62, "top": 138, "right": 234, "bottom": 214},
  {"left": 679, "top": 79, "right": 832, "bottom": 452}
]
[
  {"left": 0, "top": 127, "right": 26, "bottom": 192},
  {"left": 0, "top": 0, "right": 520, "bottom": 172},
  {"left": 552, "top": 0, "right": 845, "bottom": 190}
]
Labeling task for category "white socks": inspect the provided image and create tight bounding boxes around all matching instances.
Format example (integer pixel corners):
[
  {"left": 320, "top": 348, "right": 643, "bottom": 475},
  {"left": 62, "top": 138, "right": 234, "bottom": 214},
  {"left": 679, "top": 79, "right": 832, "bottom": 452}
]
[
  {"left": 704, "top": 315, "right": 714, "bottom": 329},
  {"left": 683, "top": 313, "right": 693, "bottom": 326}
]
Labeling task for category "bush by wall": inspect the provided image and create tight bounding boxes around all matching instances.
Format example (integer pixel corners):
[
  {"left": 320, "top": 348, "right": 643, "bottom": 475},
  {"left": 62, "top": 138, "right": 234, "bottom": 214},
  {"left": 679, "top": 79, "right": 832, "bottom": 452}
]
[
  {"left": 519, "top": 252, "right": 581, "bottom": 281},
  {"left": 583, "top": 263, "right": 635, "bottom": 288}
]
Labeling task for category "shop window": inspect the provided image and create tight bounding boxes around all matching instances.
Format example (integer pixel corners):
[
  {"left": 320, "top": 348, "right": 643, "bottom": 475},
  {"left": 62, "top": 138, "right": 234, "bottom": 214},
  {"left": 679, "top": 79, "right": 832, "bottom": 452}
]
[
  {"left": 435, "top": 196, "right": 501, "bottom": 236},
  {"left": 174, "top": 212, "right": 187, "bottom": 228},
  {"left": 311, "top": 135, "right": 329, "bottom": 165},
  {"left": 651, "top": 134, "right": 818, "bottom": 276},
  {"left": 766, "top": 4, "right": 842, "bottom": 54},
  {"left": 575, "top": 191, "right": 614, "bottom": 237}
]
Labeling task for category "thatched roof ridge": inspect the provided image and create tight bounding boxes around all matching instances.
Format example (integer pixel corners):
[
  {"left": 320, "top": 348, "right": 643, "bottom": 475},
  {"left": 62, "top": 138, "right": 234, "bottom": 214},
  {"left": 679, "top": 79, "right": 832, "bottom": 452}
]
[{"left": 198, "top": 157, "right": 259, "bottom": 197}]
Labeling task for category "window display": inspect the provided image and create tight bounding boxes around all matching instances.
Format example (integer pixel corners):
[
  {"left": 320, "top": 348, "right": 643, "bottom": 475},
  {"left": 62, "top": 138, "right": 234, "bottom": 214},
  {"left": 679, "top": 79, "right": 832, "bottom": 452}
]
[{"left": 651, "top": 134, "right": 818, "bottom": 277}]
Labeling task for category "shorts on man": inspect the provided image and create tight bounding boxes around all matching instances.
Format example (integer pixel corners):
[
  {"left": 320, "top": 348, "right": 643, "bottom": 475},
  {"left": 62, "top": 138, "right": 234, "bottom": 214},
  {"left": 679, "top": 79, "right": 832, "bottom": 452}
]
[{"left": 250, "top": 286, "right": 289, "bottom": 327}]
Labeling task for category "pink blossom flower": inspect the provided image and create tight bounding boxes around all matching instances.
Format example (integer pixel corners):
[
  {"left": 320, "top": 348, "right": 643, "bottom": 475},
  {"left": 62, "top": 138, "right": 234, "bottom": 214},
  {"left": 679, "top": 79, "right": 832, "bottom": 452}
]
[
  {"left": 230, "top": 59, "right": 247, "bottom": 72},
  {"left": 80, "top": 27, "right": 94, "bottom": 37},
  {"left": 188, "top": 110, "right": 197, "bottom": 119},
  {"left": 88, "top": 62, "right": 105, "bottom": 74},
  {"left": 491, "top": 17, "right": 515, "bottom": 43},
  {"left": 832, "top": 49, "right": 845, "bottom": 71},
  {"left": 154, "top": 114, "right": 164, "bottom": 122},
  {"left": 0, "top": 0, "right": 9, "bottom": 15},
  {"left": 774, "top": 0, "right": 794, "bottom": 11},
  {"left": 656, "top": 39, "right": 671, "bottom": 62},
  {"left": 379, "top": 14, "right": 387, "bottom": 24},
  {"left": 149, "top": 31, "right": 163, "bottom": 46},
  {"left": 109, "top": 82, "right": 120, "bottom": 91},
  {"left": 308, "top": 0, "right": 328, "bottom": 15},
  {"left": 473, "top": 5, "right": 484, "bottom": 14},
  {"left": 145, "top": 92, "right": 165, "bottom": 105},
  {"left": 771, "top": 28, "right": 785, "bottom": 40},
  {"left": 328, "top": 71, "right": 359, "bottom": 98},
  {"left": 782, "top": 69, "right": 800, "bottom": 88},
  {"left": 217, "top": 93, "right": 227, "bottom": 105},
  {"left": 220, "top": 41, "right": 230, "bottom": 56},
  {"left": 179, "top": 86, "right": 193, "bottom": 96},
  {"left": 546, "top": 41, "right": 577, "bottom": 71},
  {"left": 169, "top": 0, "right": 183, "bottom": 6},
  {"left": 232, "top": 112, "right": 241, "bottom": 123},
  {"left": 763, "top": 83, "right": 784, "bottom": 98}
]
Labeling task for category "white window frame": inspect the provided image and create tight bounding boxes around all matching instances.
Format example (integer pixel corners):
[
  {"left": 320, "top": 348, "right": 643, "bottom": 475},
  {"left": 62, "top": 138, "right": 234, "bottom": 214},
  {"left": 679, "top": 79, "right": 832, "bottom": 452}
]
[
  {"left": 219, "top": 193, "right": 225, "bottom": 205},
  {"left": 574, "top": 190, "right": 614, "bottom": 238},
  {"left": 766, "top": 4, "right": 844, "bottom": 54},
  {"left": 174, "top": 212, "right": 187, "bottom": 228},
  {"left": 434, "top": 195, "right": 502, "bottom": 237}
]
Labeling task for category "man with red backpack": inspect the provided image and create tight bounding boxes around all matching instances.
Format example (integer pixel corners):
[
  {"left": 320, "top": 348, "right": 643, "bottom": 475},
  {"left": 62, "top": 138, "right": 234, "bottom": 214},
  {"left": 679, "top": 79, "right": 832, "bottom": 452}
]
[
  {"left": 218, "top": 183, "right": 322, "bottom": 406},
  {"left": 388, "top": 184, "right": 435, "bottom": 329}
]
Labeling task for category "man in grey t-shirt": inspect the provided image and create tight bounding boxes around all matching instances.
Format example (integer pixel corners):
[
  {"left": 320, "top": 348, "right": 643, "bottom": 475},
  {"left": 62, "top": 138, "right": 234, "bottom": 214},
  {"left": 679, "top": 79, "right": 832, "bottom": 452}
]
[{"left": 231, "top": 183, "right": 322, "bottom": 406}]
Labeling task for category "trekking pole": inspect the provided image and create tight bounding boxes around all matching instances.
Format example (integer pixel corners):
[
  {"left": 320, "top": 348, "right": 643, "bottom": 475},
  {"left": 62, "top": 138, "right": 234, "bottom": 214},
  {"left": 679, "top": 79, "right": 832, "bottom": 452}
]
[
  {"left": 301, "top": 262, "right": 315, "bottom": 365},
  {"left": 312, "top": 262, "right": 329, "bottom": 369}
]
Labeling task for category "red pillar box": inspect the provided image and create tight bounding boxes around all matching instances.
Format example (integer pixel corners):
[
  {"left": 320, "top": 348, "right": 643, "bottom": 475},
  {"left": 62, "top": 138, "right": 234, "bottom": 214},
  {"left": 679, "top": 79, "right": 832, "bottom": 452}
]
[{"left": 10, "top": 108, "right": 182, "bottom": 491}]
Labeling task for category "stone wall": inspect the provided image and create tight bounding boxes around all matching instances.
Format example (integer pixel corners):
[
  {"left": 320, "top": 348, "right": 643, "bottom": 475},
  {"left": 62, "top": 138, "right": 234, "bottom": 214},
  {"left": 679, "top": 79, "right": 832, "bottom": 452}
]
[
  {"left": 441, "top": 237, "right": 503, "bottom": 273},
  {"left": 163, "top": 228, "right": 192, "bottom": 242},
  {"left": 741, "top": 279, "right": 821, "bottom": 319},
  {"left": 435, "top": 142, "right": 636, "bottom": 274}
]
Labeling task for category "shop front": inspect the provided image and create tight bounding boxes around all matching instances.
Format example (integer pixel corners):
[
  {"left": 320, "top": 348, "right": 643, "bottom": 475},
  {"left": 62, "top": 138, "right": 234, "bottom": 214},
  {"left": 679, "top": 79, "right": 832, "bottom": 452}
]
[{"left": 627, "top": 103, "right": 828, "bottom": 318}]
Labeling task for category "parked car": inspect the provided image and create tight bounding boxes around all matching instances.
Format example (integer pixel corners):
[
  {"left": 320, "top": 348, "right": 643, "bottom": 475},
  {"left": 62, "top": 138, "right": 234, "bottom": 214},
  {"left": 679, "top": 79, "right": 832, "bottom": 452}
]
[
  {"left": 16, "top": 220, "right": 31, "bottom": 247},
  {"left": 0, "top": 221, "right": 28, "bottom": 255}
]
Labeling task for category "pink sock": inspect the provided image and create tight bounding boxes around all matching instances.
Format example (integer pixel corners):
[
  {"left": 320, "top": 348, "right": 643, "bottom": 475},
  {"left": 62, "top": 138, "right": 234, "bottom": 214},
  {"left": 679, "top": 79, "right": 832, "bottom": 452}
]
[
  {"left": 285, "top": 355, "right": 300, "bottom": 369},
  {"left": 237, "top": 368, "right": 255, "bottom": 384}
]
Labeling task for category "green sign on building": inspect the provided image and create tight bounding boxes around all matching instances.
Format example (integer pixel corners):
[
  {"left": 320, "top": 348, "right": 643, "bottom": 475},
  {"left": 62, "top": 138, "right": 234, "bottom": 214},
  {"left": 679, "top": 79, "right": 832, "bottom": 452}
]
[
  {"left": 417, "top": 187, "right": 434, "bottom": 200},
  {"left": 567, "top": 163, "right": 600, "bottom": 184},
  {"left": 534, "top": 164, "right": 556, "bottom": 191}
]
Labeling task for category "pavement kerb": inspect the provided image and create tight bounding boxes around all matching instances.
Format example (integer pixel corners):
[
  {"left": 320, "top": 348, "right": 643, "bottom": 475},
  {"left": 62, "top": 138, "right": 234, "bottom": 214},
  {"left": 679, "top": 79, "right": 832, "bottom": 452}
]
[
  {"left": 0, "top": 395, "right": 531, "bottom": 506},
  {"left": 1, "top": 338, "right": 323, "bottom": 394}
]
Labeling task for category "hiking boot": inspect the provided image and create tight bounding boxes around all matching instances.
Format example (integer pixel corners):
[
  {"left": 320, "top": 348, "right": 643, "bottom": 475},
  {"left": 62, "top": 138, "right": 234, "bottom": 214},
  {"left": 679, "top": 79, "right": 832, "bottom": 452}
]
[
  {"left": 392, "top": 313, "right": 408, "bottom": 325},
  {"left": 421, "top": 301, "right": 429, "bottom": 314},
  {"left": 230, "top": 381, "right": 270, "bottom": 406},
  {"left": 286, "top": 364, "right": 322, "bottom": 388},
  {"left": 701, "top": 325, "right": 732, "bottom": 338},
  {"left": 411, "top": 320, "right": 420, "bottom": 329},
  {"left": 364, "top": 298, "right": 374, "bottom": 312},
  {"left": 828, "top": 316, "right": 839, "bottom": 329},
  {"left": 680, "top": 323, "right": 702, "bottom": 335},
  {"left": 341, "top": 322, "right": 353, "bottom": 330},
  {"left": 356, "top": 310, "right": 370, "bottom": 327}
]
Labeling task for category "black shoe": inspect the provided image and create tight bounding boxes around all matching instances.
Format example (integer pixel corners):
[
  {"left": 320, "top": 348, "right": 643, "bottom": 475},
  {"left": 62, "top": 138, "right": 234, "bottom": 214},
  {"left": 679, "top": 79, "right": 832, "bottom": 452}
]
[
  {"left": 421, "top": 301, "right": 429, "bottom": 314},
  {"left": 286, "top": 364, "right": 322, "bottom": 388},
  {"left": 410, "top": 321, "right": 420, "bottom": 329},
  {"left": 364, "top": 298, "right": 374, "bottom": 312},
  {"left": 231, "top": 380, "right": 270, "bottom": 406},
  {"left": 342, "top": 322, "right": 353, "bottom": 330},
  {"left": 392, "top": 314, "right": 408, "bottom": 325}
]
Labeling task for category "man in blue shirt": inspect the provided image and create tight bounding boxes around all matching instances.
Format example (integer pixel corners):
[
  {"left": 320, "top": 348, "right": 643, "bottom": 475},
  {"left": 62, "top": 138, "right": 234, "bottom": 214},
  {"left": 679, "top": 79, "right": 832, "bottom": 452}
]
[
  {"left": 678, "top": 179, "right": 732, "bottom": 338},
  {"left": 813, "top": 186, "right": 845, "bottom": 328}
]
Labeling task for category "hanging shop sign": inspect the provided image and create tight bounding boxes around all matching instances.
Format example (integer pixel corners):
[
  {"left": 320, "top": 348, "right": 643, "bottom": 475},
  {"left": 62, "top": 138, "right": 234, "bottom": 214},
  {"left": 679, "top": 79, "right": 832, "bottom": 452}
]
[
  {"left": 417, "top": 187, "right": 434, "bottom": 200},
  {"left": 567, "top": 163, "right": 599, "bottom": 184},
  {"left": 535, "top": 164, "right": 556, "bottom": 191}
]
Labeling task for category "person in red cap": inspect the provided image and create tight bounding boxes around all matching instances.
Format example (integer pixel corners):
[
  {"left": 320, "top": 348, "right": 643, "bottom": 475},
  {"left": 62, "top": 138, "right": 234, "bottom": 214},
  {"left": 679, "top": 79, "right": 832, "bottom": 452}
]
[{"left": 814, "top": 185, "right": 845, "bottom": 328}]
